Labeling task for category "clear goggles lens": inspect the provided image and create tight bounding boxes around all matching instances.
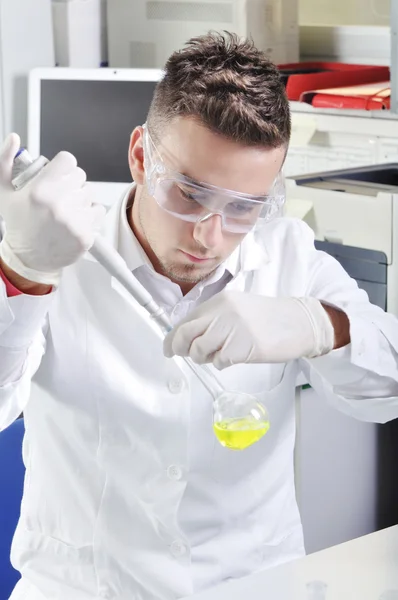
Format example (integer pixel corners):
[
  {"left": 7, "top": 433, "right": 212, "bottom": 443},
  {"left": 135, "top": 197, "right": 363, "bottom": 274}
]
[{"left": 143, "top": 127, "right": 286, "bottom": 234}]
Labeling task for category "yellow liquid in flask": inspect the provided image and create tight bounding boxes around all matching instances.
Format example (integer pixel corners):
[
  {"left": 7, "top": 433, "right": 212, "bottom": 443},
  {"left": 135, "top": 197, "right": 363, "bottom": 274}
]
[{"left": 213, "top": 417, "right": 270, "bottom": 450}]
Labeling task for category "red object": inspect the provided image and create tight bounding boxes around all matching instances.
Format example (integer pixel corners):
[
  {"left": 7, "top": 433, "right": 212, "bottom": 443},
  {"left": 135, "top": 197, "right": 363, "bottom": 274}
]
[
  {"left": 311, "top": 92, "right": 390, "bottom": 110},
  {"left": 0, "top": 266, "right": 23, "bottom": 297},
  {"left": 278, "top": 62, "right": 390, "bottom": 101}
]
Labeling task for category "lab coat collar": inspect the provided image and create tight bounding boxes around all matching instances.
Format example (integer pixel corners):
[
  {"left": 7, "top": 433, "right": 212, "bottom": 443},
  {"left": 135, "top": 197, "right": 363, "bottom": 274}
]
[
  {"left": 83, "top": 184, "right": 132, "bottom": 264},
  {"left": 240, "top": 229, "right": 269, "bottom": 273},
  {"left": 84, "top": 183, "right": 269, "bottom": 275}
]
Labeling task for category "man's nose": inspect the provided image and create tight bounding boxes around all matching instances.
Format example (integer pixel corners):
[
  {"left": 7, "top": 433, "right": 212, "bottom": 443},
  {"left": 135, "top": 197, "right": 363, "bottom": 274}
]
[{"left": 193, "top": 213, "right": 223, "bottom": 250}]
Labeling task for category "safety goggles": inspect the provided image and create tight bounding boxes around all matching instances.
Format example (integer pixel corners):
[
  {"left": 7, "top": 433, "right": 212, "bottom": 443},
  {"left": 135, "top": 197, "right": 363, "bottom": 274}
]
[{"left": 142, "top": 125, "right": 285, "bottom": 234}]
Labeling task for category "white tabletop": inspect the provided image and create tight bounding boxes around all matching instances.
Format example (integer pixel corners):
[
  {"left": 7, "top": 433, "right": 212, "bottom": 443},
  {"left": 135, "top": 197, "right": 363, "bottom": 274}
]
[{"left": 189, "top": 526, "right": 398, "bottom": 600}]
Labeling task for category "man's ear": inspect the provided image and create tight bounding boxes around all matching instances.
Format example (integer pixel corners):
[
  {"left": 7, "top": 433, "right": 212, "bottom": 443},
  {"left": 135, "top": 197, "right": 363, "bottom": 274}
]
[{"left": 128, "top": 126, "right": 145, "bottom": 184}]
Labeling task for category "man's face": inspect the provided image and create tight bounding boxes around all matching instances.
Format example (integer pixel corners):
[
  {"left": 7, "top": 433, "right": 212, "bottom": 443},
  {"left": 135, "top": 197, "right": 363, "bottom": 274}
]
[{"left": 129, "top": 117, "right": 285, "bottom": 290}]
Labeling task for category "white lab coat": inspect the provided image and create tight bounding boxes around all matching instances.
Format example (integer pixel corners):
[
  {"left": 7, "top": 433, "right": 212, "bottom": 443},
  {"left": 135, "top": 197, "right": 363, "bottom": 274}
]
[{"left": 2, "top": 188, "right": 398, "bottom": 600}]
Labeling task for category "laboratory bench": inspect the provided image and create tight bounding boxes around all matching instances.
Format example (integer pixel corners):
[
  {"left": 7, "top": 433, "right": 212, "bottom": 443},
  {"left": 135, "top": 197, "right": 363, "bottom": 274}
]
[{"left": 188, "top": 525, "right": 398, "bottom": 600}]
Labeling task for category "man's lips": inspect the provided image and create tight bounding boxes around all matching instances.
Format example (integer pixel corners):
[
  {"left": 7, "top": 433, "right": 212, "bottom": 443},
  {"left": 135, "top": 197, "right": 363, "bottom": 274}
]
[{"left": 180, "top": 251, "right": 214, "bottom": 263}]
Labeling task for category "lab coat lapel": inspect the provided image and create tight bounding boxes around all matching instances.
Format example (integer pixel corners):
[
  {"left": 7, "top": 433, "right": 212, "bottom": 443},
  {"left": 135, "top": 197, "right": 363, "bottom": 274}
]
[
  {"left": 82, "top": 186, "right": 133, "bottom": 300},
  {"left": 225, "top": 230, "right": 269, "bottom": 292},
  {"left": 84, "top": 190, "right": 125, "bottom": 263}
]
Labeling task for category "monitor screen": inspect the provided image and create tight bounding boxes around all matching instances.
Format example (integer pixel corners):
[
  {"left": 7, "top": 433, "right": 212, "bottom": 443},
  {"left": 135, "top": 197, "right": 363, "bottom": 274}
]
[{"left": 39, "top": 79, "right": 158, "bottom": 183}]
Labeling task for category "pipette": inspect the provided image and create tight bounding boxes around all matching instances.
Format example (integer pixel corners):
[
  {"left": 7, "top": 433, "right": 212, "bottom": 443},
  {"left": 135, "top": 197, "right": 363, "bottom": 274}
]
[{"left": 11, "top": 149, "right": 270, "bottom": 450}]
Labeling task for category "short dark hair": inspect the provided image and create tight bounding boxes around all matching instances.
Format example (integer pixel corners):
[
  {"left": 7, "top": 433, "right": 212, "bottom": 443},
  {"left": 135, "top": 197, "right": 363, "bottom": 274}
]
[{"left": 147, "top": 31, "right": 291, "bottom": 148}]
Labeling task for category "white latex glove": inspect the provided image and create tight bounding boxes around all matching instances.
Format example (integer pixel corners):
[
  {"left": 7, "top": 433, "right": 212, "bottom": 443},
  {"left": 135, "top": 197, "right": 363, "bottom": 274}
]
[
  {"left": 164, "top": 291, "right": 335, "bottom": 370},
  {"left": 0, "top": 133, "right": 106, "bottom": 285}
]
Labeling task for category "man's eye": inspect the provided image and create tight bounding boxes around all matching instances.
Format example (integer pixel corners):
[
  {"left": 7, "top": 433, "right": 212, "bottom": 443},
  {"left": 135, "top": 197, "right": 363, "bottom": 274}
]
[
  {"left": 178, "top": 186, "right": 202, "bottom": 202},
  {"left": 229, "top": 202, "right": 254, "bottom": 214}
]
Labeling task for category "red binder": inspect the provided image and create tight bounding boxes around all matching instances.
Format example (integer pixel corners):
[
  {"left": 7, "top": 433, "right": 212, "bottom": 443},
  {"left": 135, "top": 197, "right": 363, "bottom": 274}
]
[
  {"left": 302, "top": 82, "right": 391, "bottom": 110},
  {"left": 278, "top": 62, "right": 390, "bottom": 101}
]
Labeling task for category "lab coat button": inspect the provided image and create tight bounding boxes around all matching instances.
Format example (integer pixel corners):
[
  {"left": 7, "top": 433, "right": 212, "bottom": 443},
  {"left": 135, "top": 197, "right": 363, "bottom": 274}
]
[
  {"left": 167, "top": 465, "right": 182, "bottom": 480},
  {"left": 168, "top": 379, "right": 184, "bottom": 394},
  {"left": 170, "top": 540, "right": 187, "bottom": 557}
]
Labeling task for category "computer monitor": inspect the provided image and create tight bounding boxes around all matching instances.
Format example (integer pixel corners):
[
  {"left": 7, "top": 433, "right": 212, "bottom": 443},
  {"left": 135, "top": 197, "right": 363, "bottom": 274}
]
[{"left": 28, "top": 67, "right": 162, "bottom": 205}]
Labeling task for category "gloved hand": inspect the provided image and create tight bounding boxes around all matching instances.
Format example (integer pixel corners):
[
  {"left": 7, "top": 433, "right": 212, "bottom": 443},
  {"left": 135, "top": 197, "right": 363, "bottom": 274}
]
[
  {"left": 0, "top": 133, "right": 106, "bottom": 285},
  {"left": 164, "top": 291, "right": 335, "bottom": 370}
]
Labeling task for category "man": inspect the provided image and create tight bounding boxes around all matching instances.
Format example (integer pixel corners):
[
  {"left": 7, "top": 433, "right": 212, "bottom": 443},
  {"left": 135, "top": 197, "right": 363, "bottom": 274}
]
[{"left": 1, "top": 32, "right": 398, "bottom": 600}]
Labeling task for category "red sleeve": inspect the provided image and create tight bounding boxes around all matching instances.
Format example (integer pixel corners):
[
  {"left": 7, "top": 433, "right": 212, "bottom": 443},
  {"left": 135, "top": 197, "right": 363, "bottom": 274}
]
[
  {"left": 0, "top": 267, "right": 53, "bottom": 296},
  {"left": 0, "top": 266, "right": 24, "bottom": 297}
]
